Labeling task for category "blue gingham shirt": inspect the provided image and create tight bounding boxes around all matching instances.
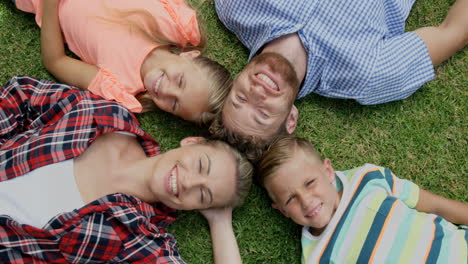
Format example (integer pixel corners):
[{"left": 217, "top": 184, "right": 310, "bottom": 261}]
[{"left": 215, "top": 0, "right": 435, "bottom": 105}]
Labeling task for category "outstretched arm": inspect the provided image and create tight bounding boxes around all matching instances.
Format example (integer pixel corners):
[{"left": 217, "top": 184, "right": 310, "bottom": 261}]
[
  {"left": 415, "top": 188, "right": 468, "bottom": 225},
  {"left": 200, "top": 207, "right": 242, "bottom": 264},
  {"left": 414, "top": 0, "right": 468, "bottom": 66},
  {"left": 41, "top": 0, "right": 98, "bottom": 89}
]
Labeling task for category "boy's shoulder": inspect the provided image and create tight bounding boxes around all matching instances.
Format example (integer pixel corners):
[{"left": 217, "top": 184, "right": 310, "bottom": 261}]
[{"left": 341, "top": 163, "right": 389, "bottom": 181}]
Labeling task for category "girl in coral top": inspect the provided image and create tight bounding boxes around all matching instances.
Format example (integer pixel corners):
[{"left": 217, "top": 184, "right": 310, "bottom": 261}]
[{"left": 15, "top": 0, "right": 231, "bottom": 124}]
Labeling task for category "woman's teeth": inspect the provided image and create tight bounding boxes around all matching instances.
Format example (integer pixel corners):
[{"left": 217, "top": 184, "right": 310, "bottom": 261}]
[{"left": 170, "top": 167, "right": 178, "bottom": 195}]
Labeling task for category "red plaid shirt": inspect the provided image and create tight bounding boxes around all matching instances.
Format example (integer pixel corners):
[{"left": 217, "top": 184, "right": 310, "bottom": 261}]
[{"left": 0, "top": 76, "right": 185, "bottom": 263}]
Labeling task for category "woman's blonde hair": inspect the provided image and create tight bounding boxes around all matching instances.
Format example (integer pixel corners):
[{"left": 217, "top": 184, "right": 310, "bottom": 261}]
[
  {"left": 200, "top": 139, "right": 253, "bottom": 208},
  {"left": 257, "top": 136, "right": 322, "bottom": 187},
  {"left": 99, "top": 1, "right": 232, "bottom": 124}
]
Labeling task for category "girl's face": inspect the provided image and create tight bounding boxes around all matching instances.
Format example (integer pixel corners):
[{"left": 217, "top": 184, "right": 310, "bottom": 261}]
[
  {"left": 149, "top": 139, "right": 237, "bottom": 210},
  {"left": 142, "top": 51, "right": 211, "bottom": 122}
]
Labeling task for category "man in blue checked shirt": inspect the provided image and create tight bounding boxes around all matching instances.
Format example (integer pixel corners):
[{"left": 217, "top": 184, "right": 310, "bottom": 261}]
[{"left": 210, "top": 0, "right": 467, "bottom": 160}]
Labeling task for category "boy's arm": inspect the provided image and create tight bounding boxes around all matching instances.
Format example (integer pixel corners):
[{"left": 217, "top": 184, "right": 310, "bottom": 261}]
[
  {"left": 41, "top": 0, "right": 98, "bottom": 89},
  {"left": 415, "top": 188, "right": 468, "bottom": 225},
  {"left": 200, "top": 207, "right": 242, "bottom": 264}
]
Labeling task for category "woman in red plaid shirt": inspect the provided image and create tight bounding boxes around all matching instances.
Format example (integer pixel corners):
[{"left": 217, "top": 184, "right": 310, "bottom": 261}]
[{"left": 0, "top": 76, "right": 252, "bottom": 264}]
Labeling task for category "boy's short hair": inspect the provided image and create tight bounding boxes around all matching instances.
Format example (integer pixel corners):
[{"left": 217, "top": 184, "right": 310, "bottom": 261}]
[{"left": 257, "top": 136, "right": 322, "bottom": 187}]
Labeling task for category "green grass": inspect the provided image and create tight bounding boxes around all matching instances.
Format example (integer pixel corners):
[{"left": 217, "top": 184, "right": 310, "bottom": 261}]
[{"left": 1, "top": 1, "right": 466, "bottom": 263}]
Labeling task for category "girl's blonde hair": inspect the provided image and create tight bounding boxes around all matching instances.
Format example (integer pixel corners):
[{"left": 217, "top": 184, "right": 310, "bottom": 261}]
[{"left": 99, "top": 1, "right": 232, "bottom": 124}]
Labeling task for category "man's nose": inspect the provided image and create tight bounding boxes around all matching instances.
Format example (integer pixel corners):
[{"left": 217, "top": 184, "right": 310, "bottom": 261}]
[{"left": 250, "top": 84, "right": 266, "bottom": 101}]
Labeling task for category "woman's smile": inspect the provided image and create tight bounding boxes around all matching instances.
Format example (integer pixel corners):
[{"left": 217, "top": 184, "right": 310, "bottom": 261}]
[{"left": 166, "top": 164, "right": 179, "bottom": 197}]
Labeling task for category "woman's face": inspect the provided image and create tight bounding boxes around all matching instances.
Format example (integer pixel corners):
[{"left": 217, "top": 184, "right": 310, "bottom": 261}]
[
  {"left": 150, "top": 140, "right": 237, "bottom": 210},
  {"left": 142, "top": 51, "right": 211, "bottom": 122}
]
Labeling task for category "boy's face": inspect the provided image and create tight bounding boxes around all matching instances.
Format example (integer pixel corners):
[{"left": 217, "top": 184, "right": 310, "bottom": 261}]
[{"left": 265, "top": 149, "right": 341, "bottom": 233}]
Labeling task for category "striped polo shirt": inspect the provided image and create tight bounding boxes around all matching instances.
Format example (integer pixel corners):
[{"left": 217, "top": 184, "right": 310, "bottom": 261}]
[{"left": 302, "top": 164, "right": 467, "bottom": 263}]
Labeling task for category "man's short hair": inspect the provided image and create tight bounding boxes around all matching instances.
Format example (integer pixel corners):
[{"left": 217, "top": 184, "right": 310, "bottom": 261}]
[{"left": 209, "top": 112, "right": 289, "bottom": 163}]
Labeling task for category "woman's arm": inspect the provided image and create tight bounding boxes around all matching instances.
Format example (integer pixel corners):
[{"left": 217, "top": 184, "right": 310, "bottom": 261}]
[
  {"left": 0, "top": 76, "right": 80, "bottom": 140},
  {"left": 415, "top": 188, "right": 468, "bottom": 225},
  {"left": 200, "top": 207, "right": 242, "bottom": 264},
  {"left": 41, "top": 0, "right": 99, "bottom": 89}
]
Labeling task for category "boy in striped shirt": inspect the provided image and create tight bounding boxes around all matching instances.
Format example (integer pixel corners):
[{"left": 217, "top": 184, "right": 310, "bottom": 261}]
[{"left": 257, "top": 136, "right": 468, "bottom": 263}]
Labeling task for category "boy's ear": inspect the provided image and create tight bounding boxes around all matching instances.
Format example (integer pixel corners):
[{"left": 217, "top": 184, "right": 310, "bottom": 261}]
[
  {"left": 285, "top": 105, "right": 298, "bottom": 134},
  {"left": 179, "top": 50, "right": 201, "bottom": 59},
  {"left": 272, "top": 203, "right": 289, "bottom": 218},
  {"left": 323, "top": 158, "right": 335, "bottom": 182},
  {"left": 180, "top": 137, "right": 205, "bottom": 146}
]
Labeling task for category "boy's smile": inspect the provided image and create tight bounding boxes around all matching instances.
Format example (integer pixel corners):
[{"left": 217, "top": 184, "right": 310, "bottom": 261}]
[{"left": 265, "top": 148, "right": 341, "bottom": 235}]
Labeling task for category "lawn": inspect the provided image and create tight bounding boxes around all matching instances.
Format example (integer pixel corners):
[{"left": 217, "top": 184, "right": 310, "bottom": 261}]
[{"left": 0, "top": 0, "right": 466, "bottom": 263}]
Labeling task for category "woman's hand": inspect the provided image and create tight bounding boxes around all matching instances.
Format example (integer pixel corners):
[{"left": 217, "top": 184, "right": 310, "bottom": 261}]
[
  {"left": 200, "top": 207, "right": 242, "bottom": 264},
  {"left": 200, "top": 206, "right": 232, "bottom": 224}
]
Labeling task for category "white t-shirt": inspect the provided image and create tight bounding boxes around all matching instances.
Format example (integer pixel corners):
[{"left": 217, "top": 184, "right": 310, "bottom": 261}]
[
  {"left": 0, "top": 131, "right": 137, "bottom": 228},
  {"left": 0, "top": 159, "right": 84, "bottom": 228}
]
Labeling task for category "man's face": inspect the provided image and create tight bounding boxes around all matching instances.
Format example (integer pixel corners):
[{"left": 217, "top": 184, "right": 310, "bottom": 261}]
[
  {"left": 265, "top": 149, "right": 340, "bottom": 234},
  {"left": 222, "top": 52, "right": 299, "bottom": 139}
]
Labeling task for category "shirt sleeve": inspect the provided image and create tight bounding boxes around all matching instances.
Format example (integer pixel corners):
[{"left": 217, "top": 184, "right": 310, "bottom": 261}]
[
  {"left": 87, "top": 68, "right": 143, "bottom": 113},
  {"left": 58, "top": 210, "right": 185, "bottom": 263},
  {"left": 0, "top": 207, "right": 185, "bottom": 263},
  {"left": 0, "top": 76, "right": 81, "bottom": 142},
  {"left": 379, "top": 167, "right": 420, "bottom": 209},
  {"left": 390, "top": 172, "right": 419, "bottom": 209},
  {"left": 158, "top": 0, "right": 201, "bottom": 47}
]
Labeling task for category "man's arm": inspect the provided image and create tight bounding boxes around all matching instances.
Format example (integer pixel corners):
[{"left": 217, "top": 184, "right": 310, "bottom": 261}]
[
  {"left": 414, "top": 0, "right": 468, "bottom": 66},
  {"left": 41, "top": 0, "right": 98, "bottom": 89},
  {"left": 415, "top": 188, "right": 468, "bottom": 225},
  {"left": 201, "top": 207, "right": 243, "bottom": 264}
]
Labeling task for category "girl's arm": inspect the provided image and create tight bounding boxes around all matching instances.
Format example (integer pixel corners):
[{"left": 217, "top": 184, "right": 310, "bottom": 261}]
[
  {"left": 41, "top": 0, "right": 99, "bottom": 89},
  {"left": 200, "top": 207, "right": 242, "bottom": 264},
  {"left": 415, "top": 188, "right": 468, "bottom": 225}
]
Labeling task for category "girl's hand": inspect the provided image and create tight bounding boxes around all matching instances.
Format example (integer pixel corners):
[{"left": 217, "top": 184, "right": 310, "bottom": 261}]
[{"left": 41, "top": 0, "right": 98, "bottom": 89}]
